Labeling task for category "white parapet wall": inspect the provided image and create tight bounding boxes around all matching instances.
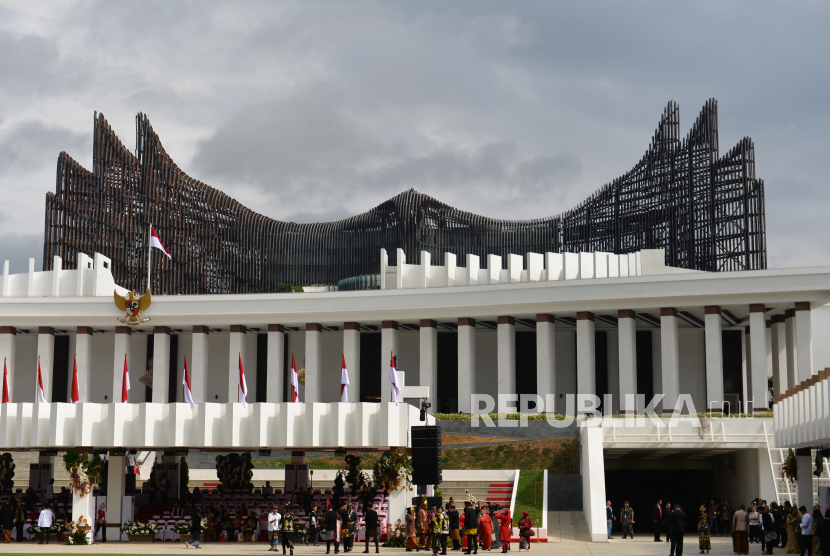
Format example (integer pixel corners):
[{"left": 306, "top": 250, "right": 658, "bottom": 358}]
[
  {"left": 0, "top": 252, "right": 129, "bottom": 297},
  {"left": 774, "top": 369, "right": 830, "bottom": 448},
  {"left": 580, "top": 426, "right": 608, "bottom": 543},
  {"left": 380, "top": 248, "right": 702, "bottom": 290},
  {"left": 0, "top": 401, "right": 428, "bottom": 450}
]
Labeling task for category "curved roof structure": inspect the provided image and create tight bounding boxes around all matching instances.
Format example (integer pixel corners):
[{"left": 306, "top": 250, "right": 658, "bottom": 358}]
[{"left": 43, "top": 99, "right": 766, "bottom": 294}]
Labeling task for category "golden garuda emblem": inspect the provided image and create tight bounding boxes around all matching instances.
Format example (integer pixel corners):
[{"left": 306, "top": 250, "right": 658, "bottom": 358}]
[{"left": 113, "top": 290, "right": 152, "bottom": 325}]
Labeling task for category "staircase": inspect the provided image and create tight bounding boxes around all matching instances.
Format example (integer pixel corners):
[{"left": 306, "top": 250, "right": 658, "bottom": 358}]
[
  {"left": 763, "top": 422, "right": 830, "bottom": 506},
  {"left": 439, "top": 480, "right": 513, "bottom": 508}
]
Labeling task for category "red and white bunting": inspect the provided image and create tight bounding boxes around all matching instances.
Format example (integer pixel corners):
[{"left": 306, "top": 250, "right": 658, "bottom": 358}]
[
  {"left": 182, "top": 354, "right": 196, "bottom": 409},
  {"left": 2, "top": 357, "right": 9, "bottom": 403},
  {"left": 290, "top": 353, "right": 299, "bottom": 403},
  {"left": 150, "top": 226, "right": 171, "bottom": 258},
  {"left": 121, "top": 354, "right": 130, "bottom": 403},
  {"left": 340, "top": 353, "right": 350, "bottom": 403},
  {"left": 70, "top": 355, "right": 79, "bottom": 404},
  {"left": 389, "top": 351, "right": 400, "bottom": 406},
  {"left": 36, "top": 356, "right": 47, "bottom": 403},
  {"left": 238, "top": 353, "right": 248, "bottom": 407}
]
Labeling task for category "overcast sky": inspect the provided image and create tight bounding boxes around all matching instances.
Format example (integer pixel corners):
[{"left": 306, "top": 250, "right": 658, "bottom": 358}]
[{"left": 1, "top": 1, "right": 828, "bottom": 273}]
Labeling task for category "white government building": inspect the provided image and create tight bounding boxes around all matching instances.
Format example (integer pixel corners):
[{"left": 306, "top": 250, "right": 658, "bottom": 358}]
[{"left": 1, "top": 247, "right": 829, "bottom": 542}]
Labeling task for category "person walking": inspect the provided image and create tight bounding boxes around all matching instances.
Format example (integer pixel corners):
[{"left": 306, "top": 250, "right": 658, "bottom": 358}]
[
  {"left": 326, "top": 503, "right": 342, "bottom": 554},
  {"left": 14, "top": 499, "right": 25, "bottom": 542},
  {"left": 280, "top": 508, "right": 295, "bottom": 555},
  {"left": 406, "top": 507, "right": 419, "bottom": 552},
  {"left": 517, "top": 511, "right": 532, "bottom": 551},
  {"left": 670, "top": 503, "right": 688, "bottom": 556},
  {"left": 463, "top": 501, "right": 478, "bottom": 555},
  {"left": 448, "top": 504, "right": 461, "bottom": 550},
  {"left": 308, "top": 505, "right": 319, "bottom": 546},
  {"left": 698, "top": 508, "right": 711, "bottom": 554},
  {"left": 2, "top": 501, "right": 13, "bottom": 543},
  {"left": 185, "top": 504, "right": 203, "bottom": 548},
  {"left": 799, "top": 506, "right": 813, "bottom": 556},
  {"left": 37, "top": 503, "right": 54, "bottom": 544},
  {"left": 267, "top": 505, "right": 282, "bottom": 552},
  {"left": 784, "top": 507, "right": 801, "bottom": 554},
  {"left": 95, "top": 503, "right": 107, "bottom": 542},
  {"left": 495, "top": 509, "right": 511, "bottom": 553},
  {"left": 653, "top": 499, "right": 663, "bottom": 542},
  {"left": 363, "top": 503, "right": 380, "bottom": 554},
  {"left": 621, "top": 501, "right": 634, "bottom": 539},
  {"left": 733, "top": 504, "right": 750, "bottom": 555},
  {"left": 478, "top": 507, "right": 492, "bottom": 551},
  {"left": 606, "top": 501, "right": 614, "bottom": 539}
]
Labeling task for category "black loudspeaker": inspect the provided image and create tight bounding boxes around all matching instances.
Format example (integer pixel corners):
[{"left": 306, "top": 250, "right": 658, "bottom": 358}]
[{"left": 411, "top": 426, "right": 442, "bottom": 485}]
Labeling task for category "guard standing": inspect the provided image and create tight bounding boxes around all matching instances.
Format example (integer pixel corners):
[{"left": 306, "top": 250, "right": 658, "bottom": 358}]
[{"left": 621, "top": 501, "right": 635, "bottom": 539}]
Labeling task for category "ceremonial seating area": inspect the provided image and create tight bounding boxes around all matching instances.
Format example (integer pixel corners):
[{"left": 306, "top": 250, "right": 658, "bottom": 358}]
[
  {"left": 132, "top": 488, "right": 391, "bottom": 543},
  {"left": 1, "top": 489, "right": 73, "bottom": 540}
]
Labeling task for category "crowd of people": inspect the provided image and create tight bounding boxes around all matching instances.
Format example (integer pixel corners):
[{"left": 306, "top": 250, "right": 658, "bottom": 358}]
[
  {"left": 404, "top": 498, "right": 533, "bottom": 555},
  {"left": 606, "top": 497, "right": 830, "bottom": 556}
]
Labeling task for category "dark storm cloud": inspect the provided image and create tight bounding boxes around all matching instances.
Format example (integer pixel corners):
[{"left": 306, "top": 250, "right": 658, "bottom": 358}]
[{"left": 0, "top": 1, "right": 828, "bottom": 269}]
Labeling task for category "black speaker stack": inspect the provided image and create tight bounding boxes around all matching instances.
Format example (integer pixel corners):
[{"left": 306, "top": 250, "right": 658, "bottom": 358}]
[{"left": 411, "top": 425, "right": 442, "bottom": 485}]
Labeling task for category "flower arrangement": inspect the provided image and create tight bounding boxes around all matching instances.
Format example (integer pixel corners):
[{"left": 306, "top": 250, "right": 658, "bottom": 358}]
[
  {"left": 782, "top": 448, "right": 797, "bottom": 483},
  {"left": 62, "top": 449, "right": 104, "bottom": 497},
  {"left": 215, "top": 452, "right": 254, "bottom": 492},
  {"left": 372, "top": 448, "right": 412, "bottom": 492},
  {"left": 27, "top": 523, "right": 68, "bottom": 535},
  {"left": 294, "top": 523, "right": 308, "bottom": 541},
  {"left": 66, "top": 516, "right": 91, "bottom": 545},
  {"left": 172, "top": 522, "right": 194, "bottom": 534},
  {"left": 382, "top": 519, "right": 406, "bottom": 548},
  {"left": 120, "top": 521, "right": 163, "bottom": 536},
  {"left": 0, "top": 452, "right": 15, "bottom": 491},
  {"left": 343, "top": 454, "right": 366, "bottom": 492}
]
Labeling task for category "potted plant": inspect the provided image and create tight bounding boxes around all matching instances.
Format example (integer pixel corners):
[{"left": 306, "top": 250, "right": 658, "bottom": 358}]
[
  {"left": 66, "top": 516, "right": 91, "bottom": 545},
  {"left": 172, "top": 522, "right": 192, "bottom": 543},
  {"left": 782, "top": 448, "right": 797, "bottom": 483},
  {"left": 120, "top": 521, "right": 162, "bottom": 542}
]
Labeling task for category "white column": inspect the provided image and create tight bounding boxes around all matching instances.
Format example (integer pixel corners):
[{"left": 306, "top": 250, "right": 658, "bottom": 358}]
[
  {"left": 106, "top": 455, "right": 126, "bottom": 541},
  {"left": 795, "top": 302, "right": 814, "bottom": 383},
  {"left": 305, "top": 323, "right": 322, "bottom": 403},
  {"left": 151, "top": 327, "right": 171, "bottom": 403},
  {"left": 749, "top": 305, "right": 769, "bottom": 412},
  {"left": 37, "top": 327, "right": 55, "bottom": 402},
  {"left": 704, "top": 306, "right": 725, "bottom": 413},
  {"left": 113, "top": 327, "right": 132, "bottom": 403},
  {"left": 536, "top": 314, "right": 556, "bottom": 409},
  {"left": 74, "top": 327, "right": 92, "bottom": 403},
  {"left": 457, "top": 318, "right": 476, "bottom": 413},
  {"left": 785, "top": 309, "right": 798, "bottom": 389},
  {"left": 576, "top": 312, "right": 596, "bottom": 406},
  {"left": 497, "top": 316, "right": 516, "bottom": 397},
  {"left": 267, "top": 324, "right": 285, "bottom": 403},
  {"left": 191, "top": 326, "right": 210, "bottom": 403},
  {"left": 419, "top": 319, "right": 438, "bottom": 408},
  {"left": 343, "top": 322, "right": 360, "bottom": 402},
  {"left": 617, "top": 310, "right": 637, "bottom": 413},
  {"left": 772, "top": 315, "right": 788, "bottom": 395},
  {"left": 660, "top": 308, "right": 680, "bottom": 414},
  {"left": 73, "top": 491, "right": 94, "bottom": 543},
  {"left": 229, "top": 325, "right": 248, "bottom": 404},
  {"left": 0, "top": 327, "right": 16, "bottom": 401},
  {"left": 381, "top": 321, "right": 399, "bottom": 404}
]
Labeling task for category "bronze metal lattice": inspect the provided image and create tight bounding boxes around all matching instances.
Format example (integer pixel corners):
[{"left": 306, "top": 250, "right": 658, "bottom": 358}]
[{"left": 43, "top": 100, "right": 766, "bottom": 294}]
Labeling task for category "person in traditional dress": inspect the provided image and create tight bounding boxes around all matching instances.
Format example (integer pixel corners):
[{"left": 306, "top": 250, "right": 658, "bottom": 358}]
[
  {"left": 448, "top": 504, "right": 461, "bottom": 551},
  {"left": 478, "top": 508, "right": 493, "bottom": 551},
  {"left": 495, "top": 509, "right": 512, "bottom": 553},
  {"left": 517, "top": 512, "right": 532, "bottom": 551},
  {"left": 698, "top": 509, "right": 711, "bottom": 554},
  {"left": 463, "top": 501, "right": 478, "bottom": 555},
  {"left": 784, "top": 508, "right": 801, "bottom": 554},
  {"left": 459, "top": 512, "right": 468, "bottom": 551},
  {"left": 280, "top": 508, "right": 295, "bottom": 555},
  {"left": 418, "top": 502, "right": 429, "bottom": 549},
  {"left": 812, "top": 508, "right": 823, "bottom": 555},
  {"left": 406, "top": 507, "right": 419, "bottom": 552}
]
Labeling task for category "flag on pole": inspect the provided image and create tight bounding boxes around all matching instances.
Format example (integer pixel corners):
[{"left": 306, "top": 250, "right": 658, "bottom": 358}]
[
  {"left": 389, "top": 352, "right": 400, "bottom": 406},
  {"left": 238, "top": 353, "right": 248, "bottom": 408},
  {"left": 340, "top": 353, "right": 350, "bottom": 403},
  {"left": 290, "top": 353, "right": 299, "bottom": 403},
  {"left": 2, "top": 357, "right": 9, "bottom": 403},
  {"left": 182, "top": 354, "right": 196, "bottom": 409},
  {"left": 70, "top": 355, "right": 79, "bottom": 404},
  {"left": 121, "top": 354, "right": 130, "bottom": 403},
  {"left": 36, "top": 356, "right": 46, "bottom": 403},
  {"left": 150, "top": 226, "right": 171, "bottom": 258}
]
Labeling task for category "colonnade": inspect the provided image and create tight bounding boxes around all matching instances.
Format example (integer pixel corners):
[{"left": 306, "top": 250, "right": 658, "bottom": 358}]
[{"left": 0, "top": 302, "right": 816, "bottom": 414}]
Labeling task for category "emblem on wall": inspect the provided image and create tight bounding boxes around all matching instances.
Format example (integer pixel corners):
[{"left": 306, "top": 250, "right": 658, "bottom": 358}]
[{"left": 114, "top": 290, "right": 152, "bottom": 325}]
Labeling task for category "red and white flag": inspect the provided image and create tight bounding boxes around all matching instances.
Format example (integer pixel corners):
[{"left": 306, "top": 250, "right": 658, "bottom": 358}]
[
  {"left": 121, "top": 354, "right": 130, "bottom": 403},
  {"left": 290, "top": 353, "right": 299, "bottom": 403},
  {"left": 238, "top": 353, "right": 248, "bottom": 407},
  {"left": 150, "top": 226, "right": 171, "bottom": 259},
  {"left": 2, "top": 357, "right": 9, "bottom": 403},
  {"left": 340, "top": 353, "right": 350, "bottom": 403},
  {"left": 36, "top": 356, "right": 47, "bottom": 403},
  {"left": 70, "top": 355, "right": 79, "bottom": 404},
  {"left": 182, "top": 354, "right": 196, "bottom": 409},
  {"left": 389, "top": 352, "right": 400, "bottom": 406}
]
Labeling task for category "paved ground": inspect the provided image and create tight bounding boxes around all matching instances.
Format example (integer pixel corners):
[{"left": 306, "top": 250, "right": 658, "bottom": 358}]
[{"left": 0, "top": 512, "right": 747, "bottom": 555}]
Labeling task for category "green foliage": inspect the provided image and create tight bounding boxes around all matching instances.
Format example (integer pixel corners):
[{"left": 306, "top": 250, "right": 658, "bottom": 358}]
[
  {"left": 215, "top": 452, "right": 254, "bottom": 492},
  {"left": 0, "top": 453, "right": 15, "bottom": 491},
  {"left": 514, "top": 470, "right": 545, "bottom": 525},
  {"left": 343, "top": 454, "right": 366, "bottom": 492},
  {"left": 783, "top": 448, "right": 797, "bottom": 483}
]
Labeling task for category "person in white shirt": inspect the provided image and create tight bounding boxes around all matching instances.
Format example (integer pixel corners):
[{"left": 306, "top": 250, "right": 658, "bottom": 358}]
[
  {"left": 268, "top": 506, "right": 282, "bottom": 552},
  {"left": 799, "top": 506, "right": 813, "bottom": 556},
  {"left": 37, "top": 504, "right": 55, "bottom": 544}
]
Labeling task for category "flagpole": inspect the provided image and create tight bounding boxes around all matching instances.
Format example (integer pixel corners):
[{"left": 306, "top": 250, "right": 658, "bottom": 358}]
[{"left": 147, "top": 222, "right": 152, "bottom": 293}]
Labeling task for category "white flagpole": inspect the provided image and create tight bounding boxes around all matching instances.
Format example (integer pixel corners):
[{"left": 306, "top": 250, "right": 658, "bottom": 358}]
[{"left": 147, "top": 222, "right": 152, "bottom": 293}]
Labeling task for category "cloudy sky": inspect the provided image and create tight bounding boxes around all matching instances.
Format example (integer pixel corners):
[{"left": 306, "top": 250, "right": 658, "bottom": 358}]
[{"left": 0, "top": 1, "right": 828, "bottom": 273}]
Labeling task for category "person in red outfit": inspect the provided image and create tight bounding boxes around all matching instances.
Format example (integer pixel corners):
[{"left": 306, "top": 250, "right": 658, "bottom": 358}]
[
  {"left": 495, "top": 510, "right": 512, "bottom": 553},
  {"left": 479, "top": 509, "right": 493, "bottom": 550}
]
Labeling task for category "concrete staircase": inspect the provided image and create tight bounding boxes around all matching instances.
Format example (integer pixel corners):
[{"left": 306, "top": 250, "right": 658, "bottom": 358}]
[{"left": 439, "top": 480, "right": 513, "bottom": 508}]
